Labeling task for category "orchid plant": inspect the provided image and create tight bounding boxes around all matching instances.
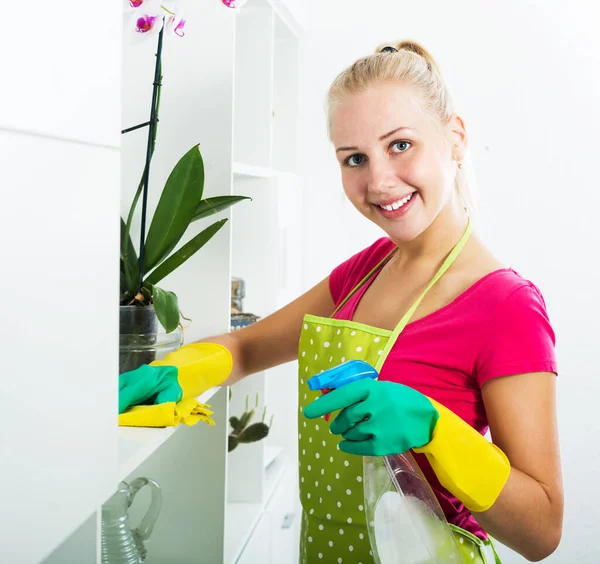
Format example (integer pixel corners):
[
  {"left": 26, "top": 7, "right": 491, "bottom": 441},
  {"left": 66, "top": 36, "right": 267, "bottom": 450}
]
[{"left": 121, "top": 0, "right": 250, "bottom": 334}]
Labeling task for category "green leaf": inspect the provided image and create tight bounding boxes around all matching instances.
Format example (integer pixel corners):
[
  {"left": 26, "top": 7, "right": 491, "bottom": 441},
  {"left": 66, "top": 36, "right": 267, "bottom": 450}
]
[
  {"left": 152, "top": 286, "right": 180, "bottom": 333},
  {"left": 144, "top": 219, "right": 227, "bottom": 287},
  {"left": 191, "top": 196, "right": 251, "bottom": 223},
  {"left": 143, "top": 144, "right": 205, "bottom": 273},
  {"left": 121, "top": 218, "right": 138, "bottom": 295},
  {"left": 228, "top": 434, "right": 239, "bottom": 452}
]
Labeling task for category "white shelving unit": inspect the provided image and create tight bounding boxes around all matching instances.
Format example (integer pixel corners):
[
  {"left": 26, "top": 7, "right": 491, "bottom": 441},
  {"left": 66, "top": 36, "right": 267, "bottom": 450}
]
[
  {"left": 226, "top": 1, "right": 304, "bottom": 561},
  {"left": 38, "top": 1, "right": 305, "bottom": 563}
]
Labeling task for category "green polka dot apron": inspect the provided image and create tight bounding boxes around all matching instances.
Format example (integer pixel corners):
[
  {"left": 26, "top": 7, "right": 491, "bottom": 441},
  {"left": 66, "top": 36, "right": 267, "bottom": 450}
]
[{"left": 297, "top": 221, "right": 502, "bottom": 563}]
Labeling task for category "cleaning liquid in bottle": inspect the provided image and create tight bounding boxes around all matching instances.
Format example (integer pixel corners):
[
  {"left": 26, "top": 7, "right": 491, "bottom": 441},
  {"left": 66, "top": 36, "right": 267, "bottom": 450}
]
[{"left": 307, "top": 360, "right": 464, "bottom": 564}]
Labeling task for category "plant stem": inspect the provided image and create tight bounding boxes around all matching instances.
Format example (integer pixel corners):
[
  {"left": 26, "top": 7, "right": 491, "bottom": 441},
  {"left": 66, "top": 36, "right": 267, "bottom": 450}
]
[{"left": 137, "top": 25, "right": 165, "bottom": 295}]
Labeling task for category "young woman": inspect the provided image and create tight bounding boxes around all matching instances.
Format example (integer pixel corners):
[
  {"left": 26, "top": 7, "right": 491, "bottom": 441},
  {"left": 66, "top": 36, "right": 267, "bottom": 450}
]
[{"left": 120, "top": 40, "right": 563, "bottom": 563}]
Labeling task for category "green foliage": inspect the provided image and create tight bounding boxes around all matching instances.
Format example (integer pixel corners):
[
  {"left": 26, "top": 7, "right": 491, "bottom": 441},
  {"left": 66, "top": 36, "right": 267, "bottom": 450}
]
[{"left": 120, "top": 144, "right": 250, "bottom": 332}]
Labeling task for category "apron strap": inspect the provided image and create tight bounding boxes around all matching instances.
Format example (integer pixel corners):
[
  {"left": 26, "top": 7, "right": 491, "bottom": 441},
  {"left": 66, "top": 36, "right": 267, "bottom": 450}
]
[
  {"left": 331, "top": 247, "right": 398, "bottom": 317},
  {"left": 374, "top": 219, "right": 472, "bottom": 371}
]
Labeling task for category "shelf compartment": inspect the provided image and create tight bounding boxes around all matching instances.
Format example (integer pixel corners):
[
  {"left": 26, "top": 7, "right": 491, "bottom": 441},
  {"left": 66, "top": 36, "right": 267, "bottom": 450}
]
[
  {"left": 271, "top": 11, "right": 300, "bottom": 174},
  {"left": 231, "top": 176, "right": 280, "bottom": 319},
  {"left": 233, "top": 3, "right": 274, "bottom": 169}
]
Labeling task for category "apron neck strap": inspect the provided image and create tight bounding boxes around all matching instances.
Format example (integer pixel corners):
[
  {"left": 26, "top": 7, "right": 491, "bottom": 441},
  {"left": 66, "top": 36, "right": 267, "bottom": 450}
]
[
  {"left": 331, "top": 247, "right": 398, "bottom": 317},
  {"left": 374, "top": 218, "right": 472, "bottom": 371}
]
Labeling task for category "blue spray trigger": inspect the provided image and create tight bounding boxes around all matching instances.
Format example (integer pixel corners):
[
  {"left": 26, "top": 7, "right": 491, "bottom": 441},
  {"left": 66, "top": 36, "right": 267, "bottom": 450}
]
[{"left": 307, "top": 360, "right": 378, "bottom": 391}]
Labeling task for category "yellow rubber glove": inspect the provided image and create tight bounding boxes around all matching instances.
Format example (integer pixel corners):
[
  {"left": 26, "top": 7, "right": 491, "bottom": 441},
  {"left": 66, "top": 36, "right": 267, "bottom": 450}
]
[
  {"left": 414, "top": 398, "right": 511, "bottom": 513},
  {"left": 150, "top": 342, "right": 233, "bottom": 399},
  {"left": 118, "top": 342, "right": 233, "bottom": 428}
]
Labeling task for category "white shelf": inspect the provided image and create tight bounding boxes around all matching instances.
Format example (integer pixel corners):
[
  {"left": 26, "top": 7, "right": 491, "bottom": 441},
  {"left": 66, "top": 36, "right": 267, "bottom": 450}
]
[
  {"left": 233, "top": 162, "right": 278, "bottom": 178},
  {"left": 264, "top": 445, "right": 283, "bottom": 469},
  {"left": 264, "top": 452, "right": 289, "bottom": 508},
  {"left": 117, "top": 386, "right": 221, "bottom": 481},
  {"left": 232, "top": 162, "right": 300, "bottom": 180}
]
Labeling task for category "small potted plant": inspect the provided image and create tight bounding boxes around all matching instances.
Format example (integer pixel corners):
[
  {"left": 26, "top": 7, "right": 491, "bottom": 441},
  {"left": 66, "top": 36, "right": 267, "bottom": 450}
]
[
  {"left": 228, "top": 392, "right": 273, "bottom": 452},
  {"left": 120, "top": 1, "right": 250, "bottom": 373}
]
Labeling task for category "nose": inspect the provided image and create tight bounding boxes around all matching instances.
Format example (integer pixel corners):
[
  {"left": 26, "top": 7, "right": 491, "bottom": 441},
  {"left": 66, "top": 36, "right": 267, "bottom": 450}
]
[{"left": 368, "top": 155, "right": 399, "bottom": 194}]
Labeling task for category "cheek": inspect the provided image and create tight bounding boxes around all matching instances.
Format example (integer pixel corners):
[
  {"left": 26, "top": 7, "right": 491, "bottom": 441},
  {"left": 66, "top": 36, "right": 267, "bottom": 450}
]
[
  {"left": 341, "top": 170, "right": 364, "bottom": 199},
  {"left": 405, "top": 152, "right": 450, "bottom": 194},
  {"left": 401, "top": 154, "right": 432, "bottom": 186}
]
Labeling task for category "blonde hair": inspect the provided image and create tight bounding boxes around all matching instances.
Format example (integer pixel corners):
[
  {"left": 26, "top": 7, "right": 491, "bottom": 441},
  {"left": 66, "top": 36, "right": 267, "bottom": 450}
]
[{"left": 326, "top": 40, "right": 478, "bottom": 216}]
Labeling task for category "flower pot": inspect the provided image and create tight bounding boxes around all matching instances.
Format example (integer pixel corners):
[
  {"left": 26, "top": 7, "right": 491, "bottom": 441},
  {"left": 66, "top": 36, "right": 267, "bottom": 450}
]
[{"left": 119, "top": 305, "right": 181, "bottom": 374}]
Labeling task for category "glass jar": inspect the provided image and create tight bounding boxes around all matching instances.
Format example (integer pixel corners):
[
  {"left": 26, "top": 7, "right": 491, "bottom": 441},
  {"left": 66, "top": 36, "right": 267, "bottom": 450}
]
[{"left": 119, "top": 305, "right": 181, "bottom": 374}]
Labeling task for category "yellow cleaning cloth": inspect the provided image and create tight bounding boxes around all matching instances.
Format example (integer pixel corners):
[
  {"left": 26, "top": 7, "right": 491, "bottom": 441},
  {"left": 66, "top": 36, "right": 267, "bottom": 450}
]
[{"left": 118, "top": 397, "right": 215, "bottom": 428}]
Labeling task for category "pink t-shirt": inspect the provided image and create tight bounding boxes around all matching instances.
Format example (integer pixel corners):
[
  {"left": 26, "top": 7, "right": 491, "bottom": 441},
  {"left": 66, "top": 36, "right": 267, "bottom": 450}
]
[{"left": 329, "top": 237, "right": 558, "bottom": 539}]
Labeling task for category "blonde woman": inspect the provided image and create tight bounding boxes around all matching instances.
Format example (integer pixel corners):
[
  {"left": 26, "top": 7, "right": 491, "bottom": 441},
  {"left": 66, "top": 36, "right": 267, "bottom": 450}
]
[{"left": 120, "top": 40, "right": 563, "bottom": 563}]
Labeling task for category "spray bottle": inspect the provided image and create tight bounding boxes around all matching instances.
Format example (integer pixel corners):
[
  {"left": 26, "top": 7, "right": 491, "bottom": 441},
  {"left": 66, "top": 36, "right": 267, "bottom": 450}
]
[{"left": 307, "top": 360, "right": 464, "bottom": 564}]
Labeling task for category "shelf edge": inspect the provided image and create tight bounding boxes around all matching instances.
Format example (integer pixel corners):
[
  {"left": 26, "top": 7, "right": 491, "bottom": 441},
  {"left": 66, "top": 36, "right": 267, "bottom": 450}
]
[{"left": 117, "top": 386, "right": 222, "bottom": 480}]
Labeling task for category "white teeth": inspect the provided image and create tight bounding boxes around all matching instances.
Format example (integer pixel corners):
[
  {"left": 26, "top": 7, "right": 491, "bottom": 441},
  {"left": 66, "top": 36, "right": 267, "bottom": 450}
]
[{"left": 379, "top": 193, "right": 414, "bottom": 211}]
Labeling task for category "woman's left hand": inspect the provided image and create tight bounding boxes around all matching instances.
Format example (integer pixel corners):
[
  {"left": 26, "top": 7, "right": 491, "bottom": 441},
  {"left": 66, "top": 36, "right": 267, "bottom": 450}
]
[{"left": 303, "top": 378, "right": 439, "bottom": 456}]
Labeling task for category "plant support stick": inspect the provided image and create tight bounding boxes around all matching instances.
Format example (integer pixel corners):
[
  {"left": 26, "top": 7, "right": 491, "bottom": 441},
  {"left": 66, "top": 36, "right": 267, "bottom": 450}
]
[{"left": 137, "top": 26, "right": 164, "bottom": 294}]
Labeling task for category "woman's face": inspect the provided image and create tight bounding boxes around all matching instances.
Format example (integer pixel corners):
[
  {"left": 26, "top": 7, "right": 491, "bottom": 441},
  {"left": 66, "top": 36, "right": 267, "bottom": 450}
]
[{"left": 330, "top": 82, "right": 466, "bottom": 243}]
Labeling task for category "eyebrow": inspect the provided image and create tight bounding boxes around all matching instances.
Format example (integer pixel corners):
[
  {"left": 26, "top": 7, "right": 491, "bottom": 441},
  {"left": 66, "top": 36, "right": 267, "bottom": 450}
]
[{"left": 335, "top": 126, "right": 415, "bottom": 153}]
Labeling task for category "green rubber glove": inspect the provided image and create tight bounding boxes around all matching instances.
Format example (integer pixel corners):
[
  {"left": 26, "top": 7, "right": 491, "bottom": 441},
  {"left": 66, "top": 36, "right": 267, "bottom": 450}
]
[
  {"left": 118, "top": 342, "right": 233, "bottom": 415},
  {"left": 119, "top": 364, "right": 182, "bottom": 414},
  {"left": 303, "top": 378, "right": 439, "bottom": 456}
]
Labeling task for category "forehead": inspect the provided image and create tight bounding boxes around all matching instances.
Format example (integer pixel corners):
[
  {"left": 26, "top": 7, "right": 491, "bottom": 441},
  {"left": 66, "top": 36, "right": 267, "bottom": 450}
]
[{"left": 330, "top": 82, "right": 436, "bottom": 143}]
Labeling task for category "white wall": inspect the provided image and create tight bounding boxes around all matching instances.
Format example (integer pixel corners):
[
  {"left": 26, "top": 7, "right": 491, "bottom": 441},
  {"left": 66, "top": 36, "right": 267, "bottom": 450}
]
[
  {"left": 0, "top": 4, "right": 122, "bottom": 563},
  {"left": 299, "top": 1, "right": 599, "bottom": 562}
]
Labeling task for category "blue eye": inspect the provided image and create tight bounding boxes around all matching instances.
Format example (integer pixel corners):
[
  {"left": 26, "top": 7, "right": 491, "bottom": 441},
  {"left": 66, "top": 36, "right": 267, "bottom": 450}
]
[
  {"left": 345, "top": 154, "right": 365, "bottom": 167},
  {"left": 391, "top": 141, "right": 411, "bottom": 153}
]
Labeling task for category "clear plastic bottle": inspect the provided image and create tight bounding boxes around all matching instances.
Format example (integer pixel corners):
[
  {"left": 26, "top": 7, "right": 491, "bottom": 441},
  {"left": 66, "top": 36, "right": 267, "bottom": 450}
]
[
  {"left": 363, "top": 452, "right": 463, "bottom": 563},
  {"left": 308, "top": 360, "right": 464, "bottom": 564}
]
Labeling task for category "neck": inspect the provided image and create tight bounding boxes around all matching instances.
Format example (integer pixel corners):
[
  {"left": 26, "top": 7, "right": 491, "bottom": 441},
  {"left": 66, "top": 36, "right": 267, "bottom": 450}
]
[{"left": 393, "top": 197, "right": 469, "bottom": 266}]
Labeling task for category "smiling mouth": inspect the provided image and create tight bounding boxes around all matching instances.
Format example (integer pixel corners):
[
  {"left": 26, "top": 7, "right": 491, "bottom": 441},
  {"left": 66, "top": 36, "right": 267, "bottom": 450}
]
[{"left": 377, "top": 192, "right": 416, "bottom": 211}]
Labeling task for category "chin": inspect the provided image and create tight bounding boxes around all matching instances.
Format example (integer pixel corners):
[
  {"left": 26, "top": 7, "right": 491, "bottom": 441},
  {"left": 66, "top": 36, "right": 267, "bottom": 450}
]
[
  {"left": 385, "top": 224, "right": 427, "bottom": 244},
  {"left": 378, "top": 212, "right": 432, "bottom": 244}
]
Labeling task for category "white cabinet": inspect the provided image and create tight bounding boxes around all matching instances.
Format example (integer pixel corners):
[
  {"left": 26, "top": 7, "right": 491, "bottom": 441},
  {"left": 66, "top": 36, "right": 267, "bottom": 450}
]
[
  {"left": 233, "top": 461, "right": 301, "bottom": 564},
  {"left": 29, "top": 0, "right": 306, "bottom": 562},
  {"left": 236, "top": 514, "right": 271, "bottom": 564},
  {"left": 265, "top": 465, "right": 302, "bottom": 564}
]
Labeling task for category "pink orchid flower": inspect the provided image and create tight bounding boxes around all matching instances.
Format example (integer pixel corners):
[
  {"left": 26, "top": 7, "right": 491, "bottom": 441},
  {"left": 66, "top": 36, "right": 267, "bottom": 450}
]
[
  {"left": 163, "top": 1, "right": 186, "bottom": 38},
  {"left": 124, "top": 0, "right": 188, "bottom": 41},
  {"left": 221, "top": 0, "right": 248, "bottom": 8}
]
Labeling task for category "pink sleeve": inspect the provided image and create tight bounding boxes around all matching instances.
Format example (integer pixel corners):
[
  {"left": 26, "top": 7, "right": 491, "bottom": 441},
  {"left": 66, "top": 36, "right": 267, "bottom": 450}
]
[{"left": 474, "top": 283, "right": 558, "bottom": 387}]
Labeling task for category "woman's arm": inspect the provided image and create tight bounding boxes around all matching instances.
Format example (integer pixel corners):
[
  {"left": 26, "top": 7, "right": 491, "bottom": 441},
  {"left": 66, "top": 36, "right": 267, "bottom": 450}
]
[
  {"left": 473, "top": 371, "right": 563, "bottom": 561},
  {"left": 200, "top": 276, "right": 336, "bottom": 386}
]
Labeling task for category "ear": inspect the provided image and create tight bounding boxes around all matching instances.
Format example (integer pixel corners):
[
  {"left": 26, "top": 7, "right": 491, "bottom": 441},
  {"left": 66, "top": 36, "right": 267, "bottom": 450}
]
[{"left": 445, "top": 114, "right": 468, "bottom": 162}]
